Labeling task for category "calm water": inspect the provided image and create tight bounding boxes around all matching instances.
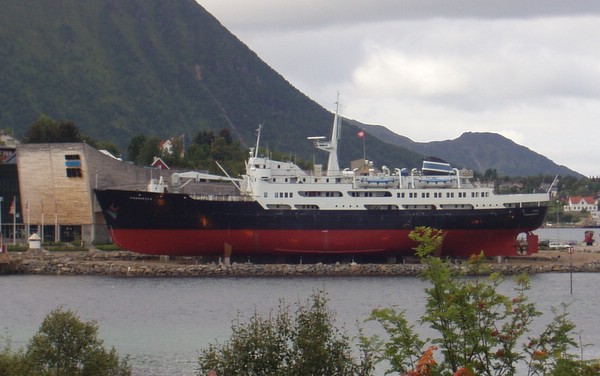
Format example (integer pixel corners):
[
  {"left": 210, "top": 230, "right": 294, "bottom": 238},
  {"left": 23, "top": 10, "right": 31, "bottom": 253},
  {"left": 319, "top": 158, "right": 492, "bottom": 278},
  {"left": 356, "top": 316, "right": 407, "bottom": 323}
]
[
  {"left": 1, "top": 274, "right": 599, "bottom": 375},
  {"left": 535, "top": 227, "right": 599, "bottom": 243}
]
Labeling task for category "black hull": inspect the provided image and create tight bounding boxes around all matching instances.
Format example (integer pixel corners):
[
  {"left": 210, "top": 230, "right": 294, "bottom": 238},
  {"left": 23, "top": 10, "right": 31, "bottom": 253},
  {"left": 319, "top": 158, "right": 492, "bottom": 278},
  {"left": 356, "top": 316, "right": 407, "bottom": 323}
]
[{"left": 95, "top": 189, "right": 548, "bottom": 257}]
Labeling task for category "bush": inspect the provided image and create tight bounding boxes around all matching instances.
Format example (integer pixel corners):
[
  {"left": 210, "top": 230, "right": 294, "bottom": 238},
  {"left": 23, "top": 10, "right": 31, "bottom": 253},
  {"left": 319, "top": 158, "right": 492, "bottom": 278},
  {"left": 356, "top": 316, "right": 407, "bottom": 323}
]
[
  {"left": 364, "top": 227, "right": 586, "bottom": 376},
  {"left": 6, "top": 245, "right": 28, "bottom": 253},
  {"left": 0, "top": 340, "right": 29, "bottom": 375},
  {"left": 197, "top": 291, "right": 373, "bottom": 376},
  {"left": 93, "top": 243, "right": 123, "bottom": 251},
  {"left": 1, "top": 308, "right": 130, "bottom": 376}
]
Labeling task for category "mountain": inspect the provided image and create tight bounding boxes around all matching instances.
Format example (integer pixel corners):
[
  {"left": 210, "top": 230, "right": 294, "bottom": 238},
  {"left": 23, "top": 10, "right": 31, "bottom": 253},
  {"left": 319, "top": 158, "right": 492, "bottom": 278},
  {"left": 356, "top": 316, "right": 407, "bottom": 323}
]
[
  {"left": 350, "top": 121, "right": 583, "bottom": 177},
  {"left": 0, "top": 0, "right": 582, "bottom": 177}
]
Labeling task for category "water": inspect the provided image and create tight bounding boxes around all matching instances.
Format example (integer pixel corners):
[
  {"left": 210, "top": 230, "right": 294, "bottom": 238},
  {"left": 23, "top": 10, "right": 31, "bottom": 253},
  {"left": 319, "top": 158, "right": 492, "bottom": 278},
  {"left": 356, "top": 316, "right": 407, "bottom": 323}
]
[
  {"left": 1, "top": 274, "right": 599, "bottom": 375},
  {"left": 535, "top": 227, "right": 599, "bottom": 244}
]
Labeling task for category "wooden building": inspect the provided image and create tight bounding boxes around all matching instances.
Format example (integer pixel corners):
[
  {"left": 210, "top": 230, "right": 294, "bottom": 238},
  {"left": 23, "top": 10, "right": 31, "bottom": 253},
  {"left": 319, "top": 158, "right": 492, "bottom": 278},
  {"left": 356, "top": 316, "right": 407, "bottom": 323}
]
[{"left": 16, "top": 143, "right": 171, "bottom": 245}]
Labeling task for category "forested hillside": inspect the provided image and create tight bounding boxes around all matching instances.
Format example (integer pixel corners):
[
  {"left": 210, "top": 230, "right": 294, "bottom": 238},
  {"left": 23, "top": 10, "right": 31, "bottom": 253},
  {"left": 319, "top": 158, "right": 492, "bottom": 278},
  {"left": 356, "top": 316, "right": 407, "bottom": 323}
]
[
  {"left": 1, "top": 0, "right": 582, "bottom": 176},
  {"left": 0, "top": 0, "right": 423, "bottom": 169}
]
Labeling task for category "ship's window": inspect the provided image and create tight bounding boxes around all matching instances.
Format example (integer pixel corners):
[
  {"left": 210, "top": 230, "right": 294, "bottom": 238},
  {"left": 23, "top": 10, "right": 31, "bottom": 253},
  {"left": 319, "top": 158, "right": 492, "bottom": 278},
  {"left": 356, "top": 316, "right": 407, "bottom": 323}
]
[
  {"left": 295, "top": 204, "right": 320, "bottom": 210},
  {"left": 298, "top": 191, "right": 342, "bottom": 197},
  {"left": 65, "top": 154, "right": 82, "bottom": 178},
  {"left": 349, "top": 191, "right": 392, "bottom": 198},
  {"left": 365, "top": 204, "right": 399, "bottom": 210},
  {"left": 284, "top": 192, "right": 289, "bottom": 198},
  {"left": 267, "top": 204, "right": 291, "bottom": 210},
  {"left": 264, "top": 193, "right": 268, "bottom": 198}
]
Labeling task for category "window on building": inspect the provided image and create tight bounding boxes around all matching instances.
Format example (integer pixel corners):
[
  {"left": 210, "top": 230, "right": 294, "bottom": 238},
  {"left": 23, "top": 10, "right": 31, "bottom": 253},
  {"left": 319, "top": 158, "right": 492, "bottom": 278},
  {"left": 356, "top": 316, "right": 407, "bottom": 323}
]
[{"left": 65, "top": 155, "right": 82, "bottom": 178}]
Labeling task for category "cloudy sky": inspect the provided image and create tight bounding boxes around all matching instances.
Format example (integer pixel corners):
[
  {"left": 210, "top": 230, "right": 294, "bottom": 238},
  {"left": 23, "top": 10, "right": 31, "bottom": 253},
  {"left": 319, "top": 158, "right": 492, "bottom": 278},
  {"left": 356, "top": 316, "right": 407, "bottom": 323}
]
[{"left": 198, "top": 0, "right": 600, "bottom": 177}]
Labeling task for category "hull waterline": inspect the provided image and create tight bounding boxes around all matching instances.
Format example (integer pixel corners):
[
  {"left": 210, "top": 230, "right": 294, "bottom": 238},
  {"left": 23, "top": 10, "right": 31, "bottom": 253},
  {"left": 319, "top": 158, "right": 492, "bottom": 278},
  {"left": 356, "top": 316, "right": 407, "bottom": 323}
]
[{"left": 96, "top": 189, "right": 547, "bottom": 258}]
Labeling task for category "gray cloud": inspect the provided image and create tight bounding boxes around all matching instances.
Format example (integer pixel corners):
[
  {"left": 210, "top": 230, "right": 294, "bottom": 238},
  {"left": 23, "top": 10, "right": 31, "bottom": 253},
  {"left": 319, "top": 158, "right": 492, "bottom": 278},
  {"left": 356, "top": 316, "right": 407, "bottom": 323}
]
[
  {"left": 201, "top": 0, "right": 600, "bottom": 31},
  {"left": 198, "top": 1, "right": 600, "bottom": 176}
]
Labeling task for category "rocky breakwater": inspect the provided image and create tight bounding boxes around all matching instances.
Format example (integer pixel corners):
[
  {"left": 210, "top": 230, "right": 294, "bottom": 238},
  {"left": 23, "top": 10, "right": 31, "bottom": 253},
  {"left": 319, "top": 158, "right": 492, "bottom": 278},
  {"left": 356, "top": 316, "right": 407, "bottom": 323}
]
[
  {"left": 5, "top": 248, "right": 600, "bottom": 277},
  {"left": 10, "top": 251, "right": 430, "bottom": 277}
]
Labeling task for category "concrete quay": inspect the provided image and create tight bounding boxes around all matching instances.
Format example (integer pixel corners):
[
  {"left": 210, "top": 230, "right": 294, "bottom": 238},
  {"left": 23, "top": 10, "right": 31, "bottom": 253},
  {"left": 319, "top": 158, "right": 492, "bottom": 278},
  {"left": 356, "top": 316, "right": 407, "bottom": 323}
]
[{"left": 2, "top": 247, "right": 600, "bottom": 277}]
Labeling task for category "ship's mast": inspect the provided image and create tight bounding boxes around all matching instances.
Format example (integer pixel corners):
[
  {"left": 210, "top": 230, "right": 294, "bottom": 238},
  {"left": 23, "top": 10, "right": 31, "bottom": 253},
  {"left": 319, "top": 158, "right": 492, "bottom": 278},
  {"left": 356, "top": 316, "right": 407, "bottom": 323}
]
[
  {"left": 312, "top": 96, "right": 341, "bottom": 174},
  {"left": 253, "top": 124, "right": 262, "bottom": 158}
]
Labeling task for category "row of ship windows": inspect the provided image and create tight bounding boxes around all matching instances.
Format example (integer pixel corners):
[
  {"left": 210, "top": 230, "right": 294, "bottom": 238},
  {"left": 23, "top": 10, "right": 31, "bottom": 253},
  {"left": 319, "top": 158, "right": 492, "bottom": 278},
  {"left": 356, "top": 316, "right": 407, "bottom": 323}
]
[
  {"left": 267, "top": 177, "right": 343, "bottom": 183},
  {"left": 265, "top": 203, "right": 501, "bottom": 210},
  {"left": 268, "top": 191, "right": 490, "bottom": 199}
]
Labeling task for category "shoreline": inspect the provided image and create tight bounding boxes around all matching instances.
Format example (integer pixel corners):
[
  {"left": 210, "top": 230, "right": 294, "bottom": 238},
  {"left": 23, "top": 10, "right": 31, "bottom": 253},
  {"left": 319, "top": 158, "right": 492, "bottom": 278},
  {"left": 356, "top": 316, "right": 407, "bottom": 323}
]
[{"left": 2, "top": 246, "right": 600, "bottom": 277}]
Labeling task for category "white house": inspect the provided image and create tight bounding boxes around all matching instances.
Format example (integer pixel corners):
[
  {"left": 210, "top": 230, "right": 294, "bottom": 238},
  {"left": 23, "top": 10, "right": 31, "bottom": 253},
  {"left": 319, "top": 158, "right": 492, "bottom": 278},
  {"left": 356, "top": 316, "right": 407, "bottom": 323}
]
[{"left": 564, "top": 196, "right": 598, "bottom": 212}]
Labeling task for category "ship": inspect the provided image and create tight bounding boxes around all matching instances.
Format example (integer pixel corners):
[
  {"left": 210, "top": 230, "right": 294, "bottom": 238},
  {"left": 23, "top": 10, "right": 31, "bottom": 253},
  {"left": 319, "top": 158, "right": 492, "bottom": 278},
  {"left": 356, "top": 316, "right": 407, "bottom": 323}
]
[{"left": 94, "top": 102, "right": 551, "bottom": 258}]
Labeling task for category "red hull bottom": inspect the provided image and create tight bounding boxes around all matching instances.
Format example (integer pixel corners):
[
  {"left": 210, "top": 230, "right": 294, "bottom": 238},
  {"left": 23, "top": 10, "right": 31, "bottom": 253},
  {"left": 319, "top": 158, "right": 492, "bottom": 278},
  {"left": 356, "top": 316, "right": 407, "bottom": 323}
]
[{"left": 109, "top": 229, "right": 537, "bottom": 257}]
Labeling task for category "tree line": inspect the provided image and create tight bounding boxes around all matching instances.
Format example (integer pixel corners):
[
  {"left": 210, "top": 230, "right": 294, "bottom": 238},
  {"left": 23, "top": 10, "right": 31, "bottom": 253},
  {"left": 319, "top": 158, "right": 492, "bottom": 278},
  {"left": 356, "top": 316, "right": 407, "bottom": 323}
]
[{"left": 18, "top": 115, "right": 598, "bottom": 196}]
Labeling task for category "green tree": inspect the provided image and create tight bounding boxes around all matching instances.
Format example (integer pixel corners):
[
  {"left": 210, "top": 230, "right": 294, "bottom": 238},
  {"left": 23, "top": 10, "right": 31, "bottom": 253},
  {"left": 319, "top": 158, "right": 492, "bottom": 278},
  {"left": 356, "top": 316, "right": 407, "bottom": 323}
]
[
  {"left": 57, "top": 121, "right": 82, "bottom": 142},
  {"left": 127, "top": 134, "right": 147, "bottom": 163},
  {"left": 219, "top": 128, "right": 233, "bottom": 144},
  {"left": 136, "top": 136, "right": 161, "bottom": 166},
  {"left": 193, "top": 130, "right": 215, "bottom": 147},
  {"left": 186, "top": 128, "right": 246, "bottom": 175},
  {"left": 23, "top": 115, "right": 83, "bottom": 143},
  {"left": 198, "top": 291, "right": 373, "bottom": 376},
  {"left": 25, "top": 307, "right": 130, "bottom": 376},
  {"left": 364, "top": 227, "right": 595, "bottom": 376},
  {"left": 0, "top": 340, "right": 29, "bottom": 375}
]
